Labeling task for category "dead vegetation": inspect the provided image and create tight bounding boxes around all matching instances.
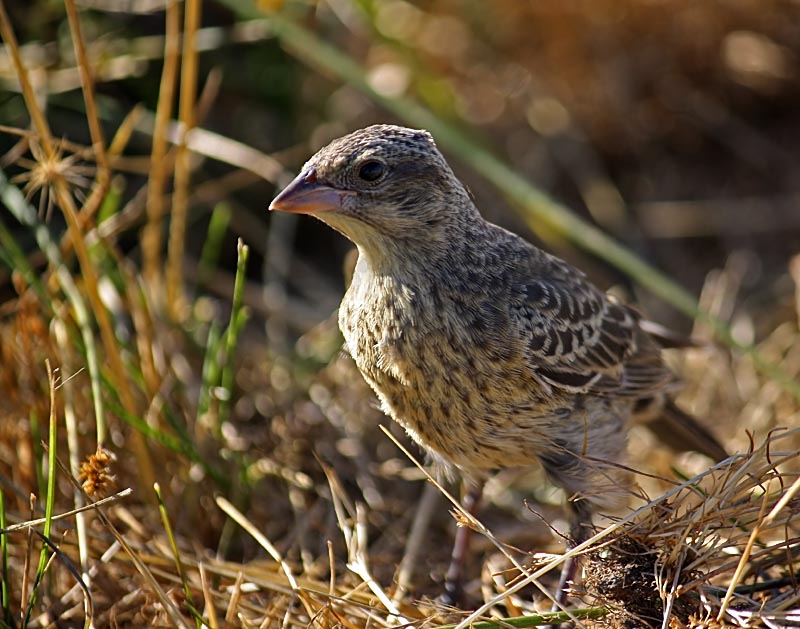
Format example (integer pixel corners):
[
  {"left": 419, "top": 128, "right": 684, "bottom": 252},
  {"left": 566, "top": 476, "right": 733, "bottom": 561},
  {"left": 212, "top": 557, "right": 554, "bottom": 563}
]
[
  {"left": 582, "top": 430, "right": 800, "bottom": 628},
  {"left": 0, "top": 0, "right": 799, "bottom": 627}
]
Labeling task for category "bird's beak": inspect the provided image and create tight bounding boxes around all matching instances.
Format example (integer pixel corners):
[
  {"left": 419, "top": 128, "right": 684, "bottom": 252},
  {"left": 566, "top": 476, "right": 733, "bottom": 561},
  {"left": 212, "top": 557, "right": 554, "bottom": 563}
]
[{"left": 269, "top": 168, "right": 351, "bottom": 215}]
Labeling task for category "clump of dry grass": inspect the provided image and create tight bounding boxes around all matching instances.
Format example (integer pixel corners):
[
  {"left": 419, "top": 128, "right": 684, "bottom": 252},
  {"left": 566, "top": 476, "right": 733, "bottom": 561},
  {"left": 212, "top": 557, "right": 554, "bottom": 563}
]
[{"left": 583, "top": 430, "right": 800, "bottom": 628}]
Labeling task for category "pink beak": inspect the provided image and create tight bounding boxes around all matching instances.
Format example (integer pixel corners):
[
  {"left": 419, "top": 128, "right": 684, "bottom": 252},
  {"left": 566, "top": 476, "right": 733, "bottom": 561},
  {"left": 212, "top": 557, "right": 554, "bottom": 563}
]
[{"left": 269, "top": 168, "right": 352, "bottom": 215}]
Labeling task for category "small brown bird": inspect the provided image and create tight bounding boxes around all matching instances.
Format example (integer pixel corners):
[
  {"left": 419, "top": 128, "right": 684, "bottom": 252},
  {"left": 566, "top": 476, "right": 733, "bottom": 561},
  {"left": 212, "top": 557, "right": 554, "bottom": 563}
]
[{"left": 270, "top": 124, "right": 725, "bottom": 603}]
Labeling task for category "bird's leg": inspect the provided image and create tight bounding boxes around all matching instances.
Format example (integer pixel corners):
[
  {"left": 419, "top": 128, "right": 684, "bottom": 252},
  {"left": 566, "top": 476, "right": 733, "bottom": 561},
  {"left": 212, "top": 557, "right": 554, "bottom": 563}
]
[
  {"left": 441, "top": 481, "right": 483, "bottom": 607},
  {"left": 553, "top": 499, "right": 593, "bottom": 610}
]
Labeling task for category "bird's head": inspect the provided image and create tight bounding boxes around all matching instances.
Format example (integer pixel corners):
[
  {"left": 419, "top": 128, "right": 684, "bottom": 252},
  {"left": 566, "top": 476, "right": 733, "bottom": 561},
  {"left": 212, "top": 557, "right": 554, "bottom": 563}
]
[{"left": 269, "top": 125, "right": 476, "bottom": 263}]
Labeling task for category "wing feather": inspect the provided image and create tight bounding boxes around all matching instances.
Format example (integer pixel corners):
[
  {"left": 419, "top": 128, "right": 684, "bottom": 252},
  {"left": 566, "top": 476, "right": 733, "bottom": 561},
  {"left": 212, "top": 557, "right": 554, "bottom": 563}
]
[{"left": 509, "top": 252, "right": 672, "bottom": 397}]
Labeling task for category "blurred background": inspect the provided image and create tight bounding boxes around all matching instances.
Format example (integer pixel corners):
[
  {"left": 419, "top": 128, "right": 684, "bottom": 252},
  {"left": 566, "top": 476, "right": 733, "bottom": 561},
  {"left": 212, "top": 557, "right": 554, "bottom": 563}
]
[{"left": 1, "top": 0, "right": 799, "bottom": 625}]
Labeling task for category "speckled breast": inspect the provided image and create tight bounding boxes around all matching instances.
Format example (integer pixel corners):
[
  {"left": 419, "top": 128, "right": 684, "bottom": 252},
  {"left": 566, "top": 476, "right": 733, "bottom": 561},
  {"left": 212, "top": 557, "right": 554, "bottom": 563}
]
[{"left": 338, "top": 266, "right": 561, "bottom": 475}]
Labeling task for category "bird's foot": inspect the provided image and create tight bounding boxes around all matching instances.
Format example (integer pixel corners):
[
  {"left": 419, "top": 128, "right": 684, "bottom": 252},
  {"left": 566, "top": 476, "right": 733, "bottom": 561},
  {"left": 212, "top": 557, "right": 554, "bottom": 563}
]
[{"left": 437, "top": 578, "right": 464, "bottom": 609}]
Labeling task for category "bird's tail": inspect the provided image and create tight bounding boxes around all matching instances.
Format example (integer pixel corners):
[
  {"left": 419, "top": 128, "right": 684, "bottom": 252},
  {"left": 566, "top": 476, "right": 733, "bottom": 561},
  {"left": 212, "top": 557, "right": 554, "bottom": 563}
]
[{"left": 646, "top": 399, "right": 729, "bottom": 462}]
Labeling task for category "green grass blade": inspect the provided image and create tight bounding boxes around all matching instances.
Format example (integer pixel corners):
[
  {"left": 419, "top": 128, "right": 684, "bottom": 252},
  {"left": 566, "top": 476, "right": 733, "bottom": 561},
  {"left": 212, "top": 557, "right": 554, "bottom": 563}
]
[
  {"left": 0, "top": 214, "right": 46, "bottom": 299},
  {"left": 197, "top": 320, "right": 223, "bottom": 434},
  {"left": 154, "top": 483, "right": 202, "bottom": 628},
  {"left": 24, "top": 361, "right": 59, "bottom": 625},
  {"left": 198, "top": 202, "right": 232, "bottom": 287},
  {"left": 433, "top": 606, "right": 609, "bottom": 628},
  {"left": 218, "top": 239, "right": 249, "bottom": 428}
]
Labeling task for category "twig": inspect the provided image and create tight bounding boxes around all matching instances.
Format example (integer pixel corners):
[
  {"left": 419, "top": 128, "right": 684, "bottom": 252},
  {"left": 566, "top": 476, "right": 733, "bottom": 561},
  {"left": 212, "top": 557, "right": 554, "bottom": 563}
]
[
  {"left": 143, "top": 0, "right": 180, "bottom": 288},
  {"left": 63, "top": 0, "right": 111, "bottom": 224},
  {"left": 166, "top": 0, "right": 201, "bottom": 319}
]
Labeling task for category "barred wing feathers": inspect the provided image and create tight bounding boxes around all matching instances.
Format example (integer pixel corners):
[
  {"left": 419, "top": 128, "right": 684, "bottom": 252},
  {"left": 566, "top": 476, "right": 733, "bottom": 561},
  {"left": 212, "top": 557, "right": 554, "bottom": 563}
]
[{"left": 507, "top": 252, "right": 672, "bottom": 398}]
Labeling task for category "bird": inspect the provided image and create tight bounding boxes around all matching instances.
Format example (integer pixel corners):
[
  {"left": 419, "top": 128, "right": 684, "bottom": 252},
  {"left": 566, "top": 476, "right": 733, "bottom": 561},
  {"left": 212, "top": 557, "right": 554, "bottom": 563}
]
[{"left": 269, "top": 123, "right": 727, "bottom": 605}]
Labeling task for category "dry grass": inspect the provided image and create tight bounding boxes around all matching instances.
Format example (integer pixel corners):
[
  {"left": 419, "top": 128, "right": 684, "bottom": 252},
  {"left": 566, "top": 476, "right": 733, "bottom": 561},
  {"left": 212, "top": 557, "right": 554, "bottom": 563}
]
[
  {"left": 582, "top": 431, "right": 800, "bottom": 629},
  {"left": 1, "top": 1, "right": 799, "bottom": 628}
]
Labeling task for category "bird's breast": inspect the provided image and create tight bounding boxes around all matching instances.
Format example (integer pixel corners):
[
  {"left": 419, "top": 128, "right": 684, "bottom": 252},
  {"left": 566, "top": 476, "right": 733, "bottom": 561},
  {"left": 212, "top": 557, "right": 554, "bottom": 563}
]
[
  {"left": 338, "top": 271, "right": 417, "bottom": 388},
  {"left": 337, "top": 269, "right": 563, "bottom": 475}
]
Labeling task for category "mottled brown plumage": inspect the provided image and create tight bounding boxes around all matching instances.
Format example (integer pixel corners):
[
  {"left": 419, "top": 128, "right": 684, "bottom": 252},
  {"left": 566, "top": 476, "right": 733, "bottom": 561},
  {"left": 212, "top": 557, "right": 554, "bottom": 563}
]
[{"left": 269, "top": 125, "right": 724, "bottom": 592}]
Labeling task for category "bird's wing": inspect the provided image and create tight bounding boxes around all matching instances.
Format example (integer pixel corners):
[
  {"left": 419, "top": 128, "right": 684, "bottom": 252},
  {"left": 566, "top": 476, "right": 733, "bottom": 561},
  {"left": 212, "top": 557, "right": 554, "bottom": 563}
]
[{"left": 508, "top": 251, "right": 672, "bottom": 397}]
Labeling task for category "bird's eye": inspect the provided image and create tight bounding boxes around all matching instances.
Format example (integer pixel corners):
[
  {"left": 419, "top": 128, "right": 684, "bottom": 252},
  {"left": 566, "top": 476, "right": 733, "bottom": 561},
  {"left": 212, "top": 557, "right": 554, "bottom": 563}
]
[{"left": 357, "top": 160, "right": 385, "bottom": 182}]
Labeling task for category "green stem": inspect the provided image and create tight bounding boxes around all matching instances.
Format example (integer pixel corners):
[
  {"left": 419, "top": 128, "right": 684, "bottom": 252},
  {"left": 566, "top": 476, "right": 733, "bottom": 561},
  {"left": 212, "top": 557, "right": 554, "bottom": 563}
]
[
  {"left": 219, "top": 239, "right": 249, "bottom": 427},
  {"left": 24, "top": 361, "right": 59, "bottom": 624},
  {"left": 154, "top": 483, "right": 202, "bottom": 628},
  {"left": 433, "top": 606, "right": 610, "bottom": 629}
]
